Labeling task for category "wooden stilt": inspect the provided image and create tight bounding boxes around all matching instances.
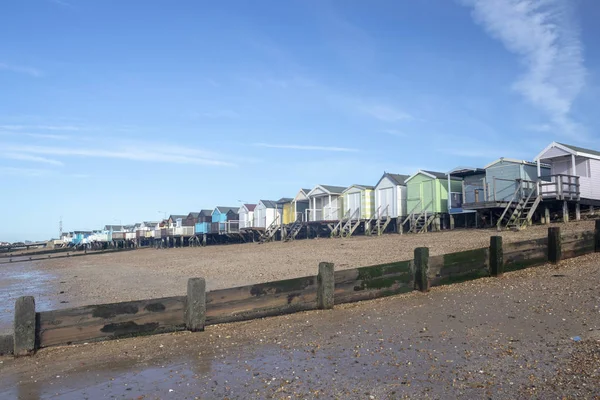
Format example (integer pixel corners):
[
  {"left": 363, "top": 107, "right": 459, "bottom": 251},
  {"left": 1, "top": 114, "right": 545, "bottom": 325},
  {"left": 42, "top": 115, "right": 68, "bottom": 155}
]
[
  {"left": 576, "top": 203, "right": 581, "bottom": 221},
  {"left": 563, "top": 201, "right": 569, "bottom": 223}
]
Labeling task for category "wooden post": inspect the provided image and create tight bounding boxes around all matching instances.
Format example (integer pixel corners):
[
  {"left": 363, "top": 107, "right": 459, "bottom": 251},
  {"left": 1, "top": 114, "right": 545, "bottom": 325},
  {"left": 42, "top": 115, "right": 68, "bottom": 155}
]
[
  {"left": 317, "top": 262, "right": 335, "bottom": 309},
  {"left": 548, "top": 227, "right": 562, "bottom": 264},
  {"left": 545, "top": 207, "right": 550, "bottom": 225},
  {"left": 576, "top": 203, "right": 581, "bottom": 221},
  {"left": 449, "top": 215, "right": 455, "bottom": 230},
  {"left": 595, "top": 220, "right": 600, "bottom": 252},
  {"left": 563, "top": 201, "right": 569, "bottom": 223},
  {"left": 590, "top": 205, "right": 595, "bottom": 216},
  {"left": 414, "top": 247, "right": 430, "bottom": 292},
  {"left": 14, "top": 296, "right": 36, "bottom": 357},
  {"left": 186, "top": 278, "right": 206, "bottom": 332},
  {"left": 490, "top": 236, "right": 503, "bottom": 277}
]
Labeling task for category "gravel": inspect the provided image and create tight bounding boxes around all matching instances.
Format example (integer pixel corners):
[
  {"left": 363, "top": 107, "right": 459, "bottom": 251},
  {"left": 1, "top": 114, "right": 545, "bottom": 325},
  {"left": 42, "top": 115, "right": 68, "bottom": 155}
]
[
  {"left": 1, "top": 250, "right": 599, "bottom": 398},
  {"left": 0, "top": 221, "right": 595, "bottom": 327}
]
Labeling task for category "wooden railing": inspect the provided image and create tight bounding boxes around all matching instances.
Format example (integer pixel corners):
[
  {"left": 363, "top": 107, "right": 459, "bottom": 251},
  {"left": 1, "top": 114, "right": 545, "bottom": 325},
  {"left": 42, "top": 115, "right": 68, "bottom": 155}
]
[{"left": 540, "top": 174, "right": 580, "bottom": 200}]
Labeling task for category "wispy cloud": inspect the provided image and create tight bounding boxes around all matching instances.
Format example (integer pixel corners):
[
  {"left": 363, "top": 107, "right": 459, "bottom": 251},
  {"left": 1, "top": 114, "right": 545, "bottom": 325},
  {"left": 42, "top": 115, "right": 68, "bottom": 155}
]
[
  {"left": 0, "top": 124, "right": 82, "bottom": 131},
  {"left": 462, "top": 0, "right": 586, "bottom": 136},
  {"left": 49, "top": 0, "right": 70, "bottom": 6},
  {"left": 0, "top": 167, "right": 50, "bottom": 177},
  {"left": 0, "top": 62, "right": 43, "bottom": 78},
  {"left": 1, "top": 153, "right": 64, "bottom": 166},
  {"left": 525, "top": 123, "right": 553, "bottom": 133},
  {"left": 382, "top": 129, "right": 406, "bottom": 137},
  {"left": 360, "top": 104, "right": 413, "bottom": 122},
  {"left": 195, "top": 110, "right": 240, "bottom": 119},
  {"left": 4, "top": 143, "right": 237, "bottom": 167},
  {"left": 0, "top": 130, "right": 70, "bottom": 140},
  {"left": 0, "top": 166, "right": 88, "bottom": 179},
  {"left": 253, "top": 143, "right": 359, "bottom": 152}
]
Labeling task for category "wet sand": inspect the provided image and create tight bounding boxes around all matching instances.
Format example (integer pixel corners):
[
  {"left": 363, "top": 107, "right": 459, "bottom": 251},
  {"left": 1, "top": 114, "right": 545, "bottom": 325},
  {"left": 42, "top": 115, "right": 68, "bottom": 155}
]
[
  {"left": 1, "top": 252, "right": 599, "bottom": 398},
  {"left": 0, "top": 220, "right": 594, "bottom": 335}
]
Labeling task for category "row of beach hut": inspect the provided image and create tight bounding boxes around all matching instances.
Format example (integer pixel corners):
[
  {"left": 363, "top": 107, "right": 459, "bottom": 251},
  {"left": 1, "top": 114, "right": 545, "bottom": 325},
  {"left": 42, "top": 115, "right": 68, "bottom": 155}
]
[{"left": 62, "top": 142, "right": 600, "bottom": 247}]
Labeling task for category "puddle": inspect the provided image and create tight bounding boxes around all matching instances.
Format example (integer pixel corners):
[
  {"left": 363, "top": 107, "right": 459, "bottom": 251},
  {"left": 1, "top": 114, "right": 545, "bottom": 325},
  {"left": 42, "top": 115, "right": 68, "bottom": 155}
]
[
  {"left": 0, "top": 341, "right": 433, "bottom": 399},
  {"left": 0, "top": 261, "right": 56, "bottom": 334}
]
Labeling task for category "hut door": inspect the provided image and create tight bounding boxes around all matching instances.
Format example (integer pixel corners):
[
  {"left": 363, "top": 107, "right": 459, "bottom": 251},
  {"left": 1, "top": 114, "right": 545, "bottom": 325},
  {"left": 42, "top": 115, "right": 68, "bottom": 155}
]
[{"left": 348, "top": 192, "right": 360, "bottom": 218}]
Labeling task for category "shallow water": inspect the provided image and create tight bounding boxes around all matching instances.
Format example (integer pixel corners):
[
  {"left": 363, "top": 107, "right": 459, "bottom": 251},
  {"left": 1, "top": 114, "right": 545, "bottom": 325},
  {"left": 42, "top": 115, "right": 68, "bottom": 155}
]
[{"left": 0, "top": 262, "right": 56, "bottom": 334}]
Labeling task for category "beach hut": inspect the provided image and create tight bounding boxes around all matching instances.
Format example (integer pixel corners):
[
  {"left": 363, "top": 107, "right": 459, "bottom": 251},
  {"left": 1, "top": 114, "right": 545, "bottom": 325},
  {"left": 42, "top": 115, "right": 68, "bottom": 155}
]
[
  {"left": 374, "top": 173, "right": 410, "bottom": 219},
  {"left": 291, "top": 189, "right": 311, "bottom": 222},
  {"left": 341, "top": 185, "right": 375, "bottom": 220},
  {"left": 185, "top": 212, "right": 200, "bottom": 227},
  {"left": 404, "top": 170, "right": 462, "bottom": 232},
  {"left": 277, "top": 198, "right": 295, "bottom": 225},
  {"left": 458, "top": 159, "right": 551, "bottom": 229},
  {"left": 238, "top": 204, "right": 256, "bottom": 229},
  {"left": 306, "top": 185, "right": 346, "bottom": 221},
  {"left": 445, "top": 167, "right": 485, "bottom": 228},
  {"left": 534, "top": 142, "right": 599, "bottom": 221},
  {"left": 194, "top": 210, "right": 213, "bottom": 235},
  {"left": 212, "top": 207, "right": 239, "bottom": 234},
  {"left": 253, "top": 200, "right": 280, "bottom": 228}
]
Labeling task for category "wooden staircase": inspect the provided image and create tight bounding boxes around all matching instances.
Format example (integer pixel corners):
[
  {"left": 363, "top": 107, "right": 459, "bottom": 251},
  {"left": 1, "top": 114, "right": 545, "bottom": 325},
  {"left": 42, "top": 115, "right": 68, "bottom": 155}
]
[
  {"left": 259, "top": 215, "right": 281, "bottom": 243},
  {"left": 331, "top": 210, "right": 351, "bottom": 238},
  {"left": 497, "top": 180, "right": 542, "bottom": 231},
  {"left": 366, "top": 206, "right": 390, "bottom": 236},
  {"left": 401, "top": 201, "right": 434, "bottom": 234},
  {"left": 283, "top": 217, "right": 303, "bottom": 242},
  {"left": 408, "top": 211, "right": 435, "bottom": 233},
  {"left": 340, "top": 208, "right": 361, "bottom": 238}
]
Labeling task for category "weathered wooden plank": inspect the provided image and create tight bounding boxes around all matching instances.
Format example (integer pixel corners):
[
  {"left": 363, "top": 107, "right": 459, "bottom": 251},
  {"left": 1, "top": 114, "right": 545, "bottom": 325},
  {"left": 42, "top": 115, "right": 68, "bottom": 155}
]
[
  {"left": 562, "top": 241, "right": 595, "bottom": 259},
  {"left": 205, "top": 289, "right": 318, "bottom": 325},
  {"left": 206, "top": 275, "right": 317, "bottom": 306},
  {"left": 504, "top": 237, "right": 548, "bottom": 254},
  {"left": 38, "top": 295, "right": 186, "bottom": 347},
  {"left": 427, "top": 248, "right": 489, "bottom": 286},
  {"left": 333, "top": 260, "right": 412, "bottom": 284},
  {"left": 335, "top": 277, "right": 413, "bottom": 304},
  {"left": 561, "top": 230, "right": 594, "bottom": 244},
  {"left": 332, "top": 260, "right": 414, "bottom": 304},
  {"left": 504, "top": 247, "right": 548, "bottom": 272}
]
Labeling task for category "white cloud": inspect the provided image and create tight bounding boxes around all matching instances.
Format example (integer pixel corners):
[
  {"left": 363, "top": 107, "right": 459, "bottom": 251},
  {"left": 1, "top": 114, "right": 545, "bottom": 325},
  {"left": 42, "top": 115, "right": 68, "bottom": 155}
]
[
  {"left": 0, "top": 167, "right": 50, "bottom": 177},
  {"left": 50, "top": 0, "right": 70, "bottom": 6},
  {"left": 197, "top": 110, "right": 240, "bottom": 119},
  {"left": 359, "top": 104, "right": 412, "bottom": 122},
  {"left": 463, "top": 0, "right": 585, "bottom": 135},
  {"left": 382, "top": 129, "right": 406, "bottom": 137},
  {"left": 0, "top": 62, "right": 43, "bottom": 78},
  {"left": 525, "top": 123, "right": 553, "bottom": 132},
  {"left": 4, "top": 143, "right": 237, "bottom": 167},
  {"left": 0, "top": 125, "right": 82, "bottom": 131},
  {"left": 1, "top": 153, "right": 64, "bottom": 166},
  {"left": 253, "top": 143, "right": 359, "bottom": 152}
]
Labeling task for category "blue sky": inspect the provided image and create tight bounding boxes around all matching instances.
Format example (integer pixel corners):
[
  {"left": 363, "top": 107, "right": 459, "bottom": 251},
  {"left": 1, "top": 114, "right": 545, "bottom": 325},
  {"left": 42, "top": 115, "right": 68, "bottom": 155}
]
[{"left": 1, "top": 0, "right": 598, "bottom": 241}]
